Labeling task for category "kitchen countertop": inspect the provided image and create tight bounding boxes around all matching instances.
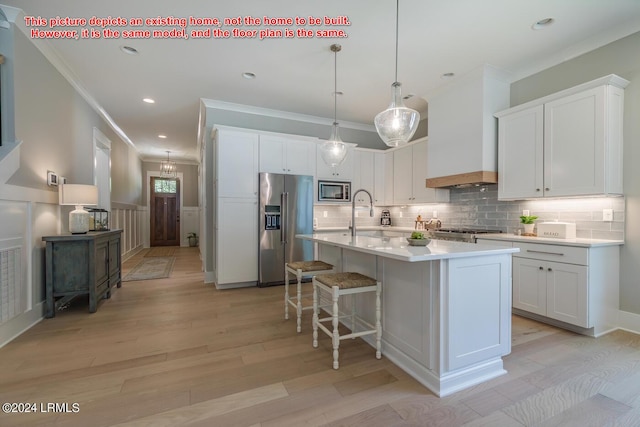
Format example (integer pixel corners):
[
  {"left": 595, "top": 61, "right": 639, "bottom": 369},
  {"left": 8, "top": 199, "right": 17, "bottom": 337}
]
[
  {"left": 478, "top": 233, "right": 624, "bottom": 248},
  {"left": 297, "top": 232, "right": 519, "bottom": 262},
  {"left": 313, "top": 226, "right": 419, "bottom": 233}
]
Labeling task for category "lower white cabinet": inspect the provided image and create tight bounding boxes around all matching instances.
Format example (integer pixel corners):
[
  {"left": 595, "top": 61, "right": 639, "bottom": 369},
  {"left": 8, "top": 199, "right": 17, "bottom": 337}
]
[
  {"left": 216, "top": 197, "right": 258, "bottom": 287},
  {"left": 509, "top": 241, "right": 619, "bottom": 336},
  {"left": 513, "top": 257, "right": 588, "bottom": 327}
]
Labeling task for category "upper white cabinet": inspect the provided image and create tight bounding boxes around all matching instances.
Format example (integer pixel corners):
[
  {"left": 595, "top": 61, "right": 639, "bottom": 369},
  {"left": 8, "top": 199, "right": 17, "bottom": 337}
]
[
  {"left": 352, "top": 149, "right": 375, "bottom": 203},
  {"left": 316, "top": 143, "right": 355, "bottom": 180},
  {"left": 216, "top": 127, "right": 259, "bottom": 199},
  {"left": 496, "top": 75, "right": 628, "bottom": 200},
  {"left": 259, "top": 134, "right": 316, "bottom": 176},
  {"left": 393, "top": 139, "right": 450, "bottom": 204},
  {"left": 426, "top": 64, "right": 511, "bottom": 188}
]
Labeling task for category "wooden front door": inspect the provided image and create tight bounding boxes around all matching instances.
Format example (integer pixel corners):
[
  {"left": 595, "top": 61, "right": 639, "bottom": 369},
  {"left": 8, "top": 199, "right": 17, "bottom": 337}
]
[{"left": 150, "top": 177, "right": 180, "bottom": 246}]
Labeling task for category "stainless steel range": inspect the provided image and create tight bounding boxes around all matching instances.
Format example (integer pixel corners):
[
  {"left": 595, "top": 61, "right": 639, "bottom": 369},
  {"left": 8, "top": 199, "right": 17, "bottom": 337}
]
[{"left": 426, "top": 228, "right": 503, "bottom": 243}]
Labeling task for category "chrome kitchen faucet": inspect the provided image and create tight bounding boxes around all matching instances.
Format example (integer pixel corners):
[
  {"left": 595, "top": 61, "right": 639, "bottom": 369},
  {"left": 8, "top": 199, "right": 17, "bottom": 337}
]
[{"left": 350, "top": 189, "right": 374, "bottom": 237}]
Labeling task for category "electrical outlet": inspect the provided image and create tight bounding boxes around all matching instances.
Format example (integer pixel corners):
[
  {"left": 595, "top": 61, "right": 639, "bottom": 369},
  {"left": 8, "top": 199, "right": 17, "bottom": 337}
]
[
  {"left": 432, "top": 210, "right": 438, "bottom": 218},
  {"left": 399, "top": 211, "right": 403, "bottom": 218},
  {"left": 323, "top": 211, "right": 328, "bottom": 218},
  {"left": 603, "top": 209, "right": 613, "bottom": 222},
  {"left": 522, "top": 210, "right": 530, "bottom": 216}
]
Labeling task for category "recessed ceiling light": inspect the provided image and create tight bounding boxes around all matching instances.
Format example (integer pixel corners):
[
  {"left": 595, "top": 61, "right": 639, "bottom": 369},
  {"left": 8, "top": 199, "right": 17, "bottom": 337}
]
[
  {"left": 532, "top": 18, "right": 554, "bottom": 30},
  {"left": 120, "top": 45, "right": 139, "bottom": 55},
  {"left": 158, "top": 134, "right": 167, "bottom": 139},
  {"left": 143, "top": 98, "right": 155, "bottom": 104},
  {"left": 441, "top": 72, "right": 455, "bottom": 79},
  {"left": 242, "top": 72, "right": 256, "bottom": 79}
]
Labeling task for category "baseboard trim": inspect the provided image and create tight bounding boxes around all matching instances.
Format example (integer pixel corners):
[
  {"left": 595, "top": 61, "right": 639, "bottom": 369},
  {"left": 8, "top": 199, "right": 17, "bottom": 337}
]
[
  {"left": 0, "top": 302, "right": 44, "bottom": 348},
  {"left": 618, "top": 310, "right": 640, "bottom": 335}
]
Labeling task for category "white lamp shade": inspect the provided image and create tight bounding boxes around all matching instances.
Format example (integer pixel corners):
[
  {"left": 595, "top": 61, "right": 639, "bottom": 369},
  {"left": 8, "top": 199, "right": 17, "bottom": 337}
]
[
  {"left": 59, "top": 184, "right": 98, "bottom": 206},
  {"left": 374, "top": 82, "right": 420, "bottom": 147},
  {"left": 59, "top": 184, "right": 98, "bottom": 234}
]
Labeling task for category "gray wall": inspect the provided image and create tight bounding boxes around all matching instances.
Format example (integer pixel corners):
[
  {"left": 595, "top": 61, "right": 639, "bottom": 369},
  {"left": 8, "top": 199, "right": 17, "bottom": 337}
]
[
  {"left": 7, "top": 28, "right": 142, "bottom": 205},
  {"left": 509, "top": 30, "right": 640, "bottom": 316},
  {"left": 141, "top": 161, "right": 199, "bottom": 207}
]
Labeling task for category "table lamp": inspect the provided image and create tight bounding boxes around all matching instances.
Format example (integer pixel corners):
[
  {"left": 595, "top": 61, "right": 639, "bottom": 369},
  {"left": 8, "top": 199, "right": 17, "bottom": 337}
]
[{"left": 59, "top": 184, "right": 98, "bottom": 234}]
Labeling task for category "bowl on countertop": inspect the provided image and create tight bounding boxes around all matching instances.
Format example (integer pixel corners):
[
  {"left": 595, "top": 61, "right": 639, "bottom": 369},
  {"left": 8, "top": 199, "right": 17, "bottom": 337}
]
[{"left": 407, "top": 238, "right": 431, "bottom": 246}]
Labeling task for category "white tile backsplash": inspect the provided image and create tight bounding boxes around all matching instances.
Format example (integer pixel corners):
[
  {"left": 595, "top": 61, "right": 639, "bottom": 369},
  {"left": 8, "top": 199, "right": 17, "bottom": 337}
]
[{"left": 314, "top": 184, "right": 625, "bottom": 240}]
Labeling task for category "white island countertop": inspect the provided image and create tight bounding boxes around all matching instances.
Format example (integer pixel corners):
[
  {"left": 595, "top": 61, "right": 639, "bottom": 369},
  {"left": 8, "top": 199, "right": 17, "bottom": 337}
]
[{"left": 296, "top": 232, "right": 519, "bottom": 262}]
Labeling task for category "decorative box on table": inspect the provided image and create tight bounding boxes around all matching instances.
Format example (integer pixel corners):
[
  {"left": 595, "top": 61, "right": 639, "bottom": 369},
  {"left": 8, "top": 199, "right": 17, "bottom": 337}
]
[{"left": 87, "top": 208, "right": 109, "bottom": 231}]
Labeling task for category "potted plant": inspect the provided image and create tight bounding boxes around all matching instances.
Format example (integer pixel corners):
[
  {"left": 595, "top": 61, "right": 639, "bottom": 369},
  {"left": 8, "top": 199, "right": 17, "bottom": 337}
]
[
  {"left": 520, "top": 215, "right": 538, "bottom": 235},
  {"left": 187, "top": 232, "right": 199, "bottom": 247}
]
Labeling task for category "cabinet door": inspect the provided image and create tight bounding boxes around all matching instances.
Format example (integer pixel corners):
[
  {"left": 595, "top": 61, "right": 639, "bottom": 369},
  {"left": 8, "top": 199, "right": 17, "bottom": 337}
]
[
  {"left": 217, "top": 198, "right": 258, "bottom": 284},
  {"left": 353, "top": 150, "right": 375, "bottom": 203},
  {"left": 285, "top": 140, "right": 315, "bottom": 176},
  {"left": 217, "top": 129, "right": 259, "bottom": 198},
  {"left": 259, "top": 135, "right": 286, "bottom": 174},
  {"left": 544, "top": 87, "right": 605, "bottom": 197},
  {"left": 412, "top": 140, "right": 449, "bottom": 203},
  {"left": 393, "top": 145, "right": 413, "bottom": 204},
  {"left": 374, "top": 152, "right": 386, "bottom": 205},
  {"left": 512, "top": 257, "right": 547, "bottom": 316},
  {"left": 546, "top": 261, "right": 589, "bottom": 327},
  {"left": 108, "top": 234, "right": 121, "bottom": 282},
  {"left": 384, "top": 151, "right": 394, "bottom": 205},
  {"left": 498, "top": 105, "right": 544, "bottom": 199}
]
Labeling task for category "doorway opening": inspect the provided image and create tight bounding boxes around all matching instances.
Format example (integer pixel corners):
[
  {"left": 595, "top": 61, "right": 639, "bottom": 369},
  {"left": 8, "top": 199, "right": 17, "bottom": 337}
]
[{"left": 150, "top": 177, "right": 180, "bottom": 246}]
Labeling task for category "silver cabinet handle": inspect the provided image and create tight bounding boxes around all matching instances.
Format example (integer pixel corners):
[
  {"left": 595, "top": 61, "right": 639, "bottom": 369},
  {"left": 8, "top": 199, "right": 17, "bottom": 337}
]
[
  {"left": 545, "top": 188, "right": 550, "bottom": 191},
  {"left": 526, "top": 249, "right": 565, "bottom": 256},
  {"left": 539, "top": 266, "right": 544, "bottom": 270},
  {"left": 548, "top": 268, "right": 552, "bottom": 271}
]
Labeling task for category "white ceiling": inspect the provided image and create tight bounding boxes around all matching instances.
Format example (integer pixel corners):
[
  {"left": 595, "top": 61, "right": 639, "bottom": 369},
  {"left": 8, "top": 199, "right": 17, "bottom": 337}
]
[{"left": 4, "top": 0, "right": 640, "bottom": 162}]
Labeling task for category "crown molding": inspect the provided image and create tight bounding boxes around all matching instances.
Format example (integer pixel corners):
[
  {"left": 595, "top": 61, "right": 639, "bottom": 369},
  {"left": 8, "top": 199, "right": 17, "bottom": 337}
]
[
  {"left": 9, "top": 7, "right": 138, "bottom": 154},
  {"left": 201, "top": 98, "right": 377, "bottom": 133}
]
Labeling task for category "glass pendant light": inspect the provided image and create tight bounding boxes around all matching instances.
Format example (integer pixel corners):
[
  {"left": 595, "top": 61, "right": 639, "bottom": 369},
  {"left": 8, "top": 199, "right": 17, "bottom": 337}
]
[
  {"left": 374, "top": 0, "right": 420, "bottom": 147},
  {"left": 320, "top": 44, "right": 348, "bottom": 167}
]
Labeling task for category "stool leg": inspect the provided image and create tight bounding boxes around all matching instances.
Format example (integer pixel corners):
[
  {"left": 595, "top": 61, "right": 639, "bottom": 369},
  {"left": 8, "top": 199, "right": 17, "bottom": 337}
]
[
  {"left": 312, "top": 280, "right": 319, "bottom": 348},
  {"left": 332, "top": 286, "right": 340, "bottom": 369},
  {"left": 296, "top": 269, "right": 303, "bottom": 333},
  {"left": 351, "top": 294, "right": 356, "bottom": 337},
  {"left": 284, "top": 266, "right": 289, "bottom": 320},
  {"left": 375, "top": 282, "right": 382, "bottom": 360}
]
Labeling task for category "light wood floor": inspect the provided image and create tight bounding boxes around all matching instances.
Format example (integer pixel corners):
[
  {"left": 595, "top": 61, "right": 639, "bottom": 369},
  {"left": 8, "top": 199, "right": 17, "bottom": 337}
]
[{"left": 1, "top": 247, "right": 640, "bottom": 427}]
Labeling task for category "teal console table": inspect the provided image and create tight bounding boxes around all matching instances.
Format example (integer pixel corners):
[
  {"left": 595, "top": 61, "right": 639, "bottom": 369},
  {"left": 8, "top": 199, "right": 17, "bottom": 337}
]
[{"left": 43, "top": 230, "right": 122, "bottom": 318}]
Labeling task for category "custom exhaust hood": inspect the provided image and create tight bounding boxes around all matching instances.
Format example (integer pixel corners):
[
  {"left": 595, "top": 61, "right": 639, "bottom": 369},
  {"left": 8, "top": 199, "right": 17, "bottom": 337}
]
[{"left": 425, "top": 64, "right": 511, "bottom": 188}]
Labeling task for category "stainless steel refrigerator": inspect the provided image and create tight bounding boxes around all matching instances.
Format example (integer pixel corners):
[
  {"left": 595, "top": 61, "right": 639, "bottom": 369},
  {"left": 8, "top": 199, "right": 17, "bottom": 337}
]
[{"left": 259, "top": 173, "right": 314, "bottom": 287}]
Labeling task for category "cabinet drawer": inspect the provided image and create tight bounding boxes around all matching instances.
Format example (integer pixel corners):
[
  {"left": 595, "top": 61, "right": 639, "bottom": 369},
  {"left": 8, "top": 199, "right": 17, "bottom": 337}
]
[{"left": 513, "top": 242, "right": 588, "bottom": 265}]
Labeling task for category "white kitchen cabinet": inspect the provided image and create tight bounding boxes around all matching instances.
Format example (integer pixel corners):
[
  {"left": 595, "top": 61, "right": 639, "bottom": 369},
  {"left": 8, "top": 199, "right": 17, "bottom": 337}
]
[
  {"left": 393, "top": 139, "right": 450, "bottom": 204},
  {"left": 496, "top": 75, "right": 627, "bottom": 200},
  {"left": 374, "top": 152, "right": 387, "bottom": 205},
  {"left": 216, "top": 128, "right": 259, "bottom": 199},
  {"left": 352, "top": 149, "right": 375, "bottom": 204},
  {"left": 259, "top": 134, "right": 316, "bottom": 176},
  {"left": 508, "top": 240, "right": 619, "bottom": 336},
  {"left": 383, "top": 151, "right": 394, "bottom": 205},
  {"left": 216, "top": 197, "right": 258, "bottom": 286},
  {"left": 316, "top": 143, "right": 355, "bottom": 181}
]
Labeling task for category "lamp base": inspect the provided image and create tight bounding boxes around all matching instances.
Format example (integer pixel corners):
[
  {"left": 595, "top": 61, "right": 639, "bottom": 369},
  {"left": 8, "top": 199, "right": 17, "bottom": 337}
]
[{"left": 69, "top": 205, "right": 90, "bottom": 234}]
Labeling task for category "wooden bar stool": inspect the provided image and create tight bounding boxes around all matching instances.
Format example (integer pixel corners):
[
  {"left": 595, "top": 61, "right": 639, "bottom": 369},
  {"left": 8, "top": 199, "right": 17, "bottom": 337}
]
[
  {"left": 312, "top": 272, "right": 382, "bottom": 369},
  {"left": 284, "top": 260, "right": 334, "bottom": 332}
]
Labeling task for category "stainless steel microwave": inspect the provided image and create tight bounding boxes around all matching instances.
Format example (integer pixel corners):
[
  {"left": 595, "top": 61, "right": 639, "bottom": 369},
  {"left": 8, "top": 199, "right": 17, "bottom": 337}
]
[{"left": 318, "top": 180, "right": 351, "bottom": 202}]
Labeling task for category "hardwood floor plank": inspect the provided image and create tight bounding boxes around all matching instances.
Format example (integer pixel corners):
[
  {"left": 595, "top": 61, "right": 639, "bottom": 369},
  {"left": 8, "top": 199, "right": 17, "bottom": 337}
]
[{"left": 536, "top": 393, "right": 631, "bottom": 427}]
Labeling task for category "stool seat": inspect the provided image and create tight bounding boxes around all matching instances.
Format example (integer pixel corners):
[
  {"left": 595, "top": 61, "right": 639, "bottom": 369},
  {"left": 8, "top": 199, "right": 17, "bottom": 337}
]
[
  {"left": 285, "top": 260, "right": 335, "bottom": 333},
  {"left": 312, "top": 272, "right": 382, "bottom": 369},
  {"left": 287, "top": 260, "right": 334, "bottom": 273},
  {"left": 314, "top": 272, "right": 377, "bottom": 289}
]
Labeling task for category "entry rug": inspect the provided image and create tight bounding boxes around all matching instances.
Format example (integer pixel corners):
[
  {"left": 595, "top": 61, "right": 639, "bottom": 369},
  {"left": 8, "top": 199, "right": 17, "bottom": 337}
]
[
  {"left": 145, "top": 247, "right": 177, "bottom": 257},
  {"left": 123, "top": 257, "right": 175, "bottom": 281}
]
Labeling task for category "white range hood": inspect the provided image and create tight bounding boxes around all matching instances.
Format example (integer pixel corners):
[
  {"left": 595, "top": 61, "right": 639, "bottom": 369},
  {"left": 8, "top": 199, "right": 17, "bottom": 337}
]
[{"left": 426, "top": 64, "right": 511, "bottom": 188}]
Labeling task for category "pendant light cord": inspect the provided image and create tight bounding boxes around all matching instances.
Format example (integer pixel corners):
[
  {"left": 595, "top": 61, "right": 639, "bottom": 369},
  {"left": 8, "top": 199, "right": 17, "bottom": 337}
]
[
  {"left": 394, "top": 0, "right": 399, "bottom": 83},
  {"left": 334, "top": 46, "right": 338, "bottom": 124}
]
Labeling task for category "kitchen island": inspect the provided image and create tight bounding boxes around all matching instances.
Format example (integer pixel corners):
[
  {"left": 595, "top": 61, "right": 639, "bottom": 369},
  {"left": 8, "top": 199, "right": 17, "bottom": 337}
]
[{"left": 297, "top": 232, "right": 519, "bottom": 397}]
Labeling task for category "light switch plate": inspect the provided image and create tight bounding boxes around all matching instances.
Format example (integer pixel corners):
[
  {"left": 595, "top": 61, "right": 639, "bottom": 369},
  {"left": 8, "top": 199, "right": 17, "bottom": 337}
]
[
  {"left": 522, "top": 210, "right": 530, "bottom": 216},
  {"left": 603, "top": 209, "right": 613, "bottom": 222}
]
